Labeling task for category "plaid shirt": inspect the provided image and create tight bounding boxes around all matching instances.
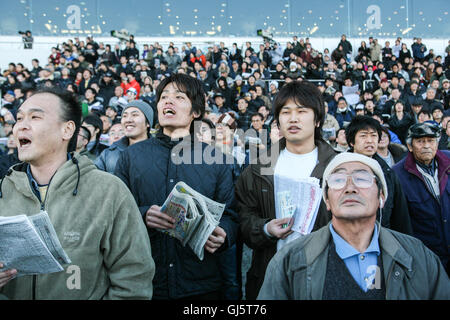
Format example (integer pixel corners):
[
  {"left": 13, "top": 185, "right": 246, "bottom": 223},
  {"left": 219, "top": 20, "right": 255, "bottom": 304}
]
[{"left": 237, "top": 110, "right": 252, "bottom": 131}]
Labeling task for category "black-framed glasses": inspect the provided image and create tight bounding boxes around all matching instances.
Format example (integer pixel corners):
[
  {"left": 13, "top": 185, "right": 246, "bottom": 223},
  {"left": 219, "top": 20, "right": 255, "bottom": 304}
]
[{"left": 327, "top": 170, "right": 376, "bottom": 190}]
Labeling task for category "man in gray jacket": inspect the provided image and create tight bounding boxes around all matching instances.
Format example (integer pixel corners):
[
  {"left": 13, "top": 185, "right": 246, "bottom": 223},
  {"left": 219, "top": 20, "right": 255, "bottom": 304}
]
[
  {"left": 95, "top": 100, "right": 153, "bottom": 173},
  {"left": 258, "top": 152, "right": 450, "bottom": 300}
]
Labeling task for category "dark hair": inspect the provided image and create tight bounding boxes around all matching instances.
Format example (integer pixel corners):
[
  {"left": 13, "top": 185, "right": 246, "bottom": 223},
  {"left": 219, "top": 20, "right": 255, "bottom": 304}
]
[
  {"left": 336, "top": 127, "right": 346, "bottom": 137},
  {"left": 29, "top": 87, "right": 82, "bottom": 152},
  {"left": 258, "top": 105, "right": 270, "bottom": 112},
  {"left": 345, "top": 115, "right": 382, "bottom": 148},
  {"left": 156, "top": 73, "right": 206, "bottom": 120},
  {"left": 79, "top": 125, "right": 91, "bottom": 142},
  {"left": 418, "top": 109, "right": 432, "bottom": 118},
  {"left": 273, "top": 80, "right": 325, "bottom": 141},
  {"left": 82, "top": 113, "right": 103, "bottom": 144},
  {"left": 200, "top": 118, "right": 215, "bottom": 129},
  {"left": 251, "top": 112, "right": 264, "bottom": 121},
  {"left": 380, "top": 125, "right": 391, "bottom": 142}
]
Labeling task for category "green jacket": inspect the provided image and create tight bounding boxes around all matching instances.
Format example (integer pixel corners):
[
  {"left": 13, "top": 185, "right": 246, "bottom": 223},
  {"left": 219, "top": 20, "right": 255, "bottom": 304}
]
[
  {"left": 0, "top": 154, "right": 155, "bottom": 300},
  {"left": 258, "top": 222, "right": 450, "bottom": 300}
]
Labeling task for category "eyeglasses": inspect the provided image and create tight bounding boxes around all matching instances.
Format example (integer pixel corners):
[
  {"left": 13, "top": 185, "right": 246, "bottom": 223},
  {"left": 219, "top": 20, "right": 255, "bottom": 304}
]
[
  {"left": 78, "top": 133, "right": 89, "bottom": 140},
  {"left": 327, "top": 170, "right": 376, "bottom": 190}
]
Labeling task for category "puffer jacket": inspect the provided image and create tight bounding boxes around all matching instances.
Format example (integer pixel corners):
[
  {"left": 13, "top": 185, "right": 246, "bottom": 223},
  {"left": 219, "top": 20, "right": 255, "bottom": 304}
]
[
  {"left": 95, "top": 137, "right": 129, "bottom": 173},
  {"left": 114, "top": 131, "right": 239, "bottom": 299},
  {"left": 0, "top": 153, "right": 155, "bottom": 300}
]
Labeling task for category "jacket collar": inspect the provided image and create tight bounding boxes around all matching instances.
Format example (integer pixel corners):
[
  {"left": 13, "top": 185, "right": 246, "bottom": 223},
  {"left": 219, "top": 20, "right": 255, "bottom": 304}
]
[
  {"left": 290, "top": 222, "right": 413, "bottom": 272},
  {"left": 404, "top": 150, "right": 450, "bottom": 194},
  {"left": 378, "top": 225, "right": 413, "bottom": 272},
  {"left": 252, "top": 138, "right": 337, "bottom": 178}
]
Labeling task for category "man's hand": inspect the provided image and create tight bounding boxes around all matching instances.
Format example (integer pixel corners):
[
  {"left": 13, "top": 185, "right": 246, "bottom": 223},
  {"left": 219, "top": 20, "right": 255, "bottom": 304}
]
[
  {"left": 267, "top": 217, "right": 294, "bottom": 239},
  {"left": 204, "top": 226, "right": 226, "bottom": 254},
  {"left": 0, "top": 263, "right": 17, "bottom": 288},
  {"left": 145, "top": 205, "right": 175, "bottom": 230}
]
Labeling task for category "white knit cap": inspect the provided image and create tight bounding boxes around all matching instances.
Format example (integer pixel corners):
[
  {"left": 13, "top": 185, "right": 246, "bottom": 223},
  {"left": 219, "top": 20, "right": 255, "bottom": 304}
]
[{"left": 322, "top": 152, "right": 388, "bottom": 202}]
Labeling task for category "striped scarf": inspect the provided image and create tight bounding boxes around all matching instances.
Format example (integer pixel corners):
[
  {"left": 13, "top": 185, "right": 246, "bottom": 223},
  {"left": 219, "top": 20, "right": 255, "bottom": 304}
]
[{"left": 416, "top": 162, "right": 440, "bottom": 201}]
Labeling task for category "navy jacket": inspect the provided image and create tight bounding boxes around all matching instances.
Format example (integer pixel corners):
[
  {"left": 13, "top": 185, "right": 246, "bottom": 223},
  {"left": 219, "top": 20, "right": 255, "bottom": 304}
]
[
  {"left": 393, "top": 150, "right": 450, "bottom": 274},
  {"left": 114, "top": 132, "right": 239, "bottom": 299}
]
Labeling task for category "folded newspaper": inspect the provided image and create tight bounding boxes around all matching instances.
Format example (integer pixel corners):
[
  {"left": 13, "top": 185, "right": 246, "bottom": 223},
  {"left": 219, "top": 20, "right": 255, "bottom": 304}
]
[
  {"left": 0, "top": 211, "right": 71, "bottom": 277},
  {"left": 274, "top": 175, "right": 323, "bottom": 251},
  {"left": 159, "top": 182, "right": 226, "bottom": 260}
]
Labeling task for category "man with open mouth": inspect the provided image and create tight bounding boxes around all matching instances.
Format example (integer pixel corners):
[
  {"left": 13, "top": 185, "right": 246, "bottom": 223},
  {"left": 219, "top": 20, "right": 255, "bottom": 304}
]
[
  {"left": 114, "top": 73, "right": 238, "bottom": 300},
  {"left": 0, "top": 87, "right": 155, "bottom": 299}
]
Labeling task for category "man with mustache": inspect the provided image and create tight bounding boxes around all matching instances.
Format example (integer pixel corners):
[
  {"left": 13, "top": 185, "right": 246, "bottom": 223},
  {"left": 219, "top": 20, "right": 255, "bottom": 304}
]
[
  {"left": 258, "top": 152, "right": 450, "bottom": 299},
  {"left": 393, "top": 122, "right": 450, "bottom": 276},
  {"left": 345, "top": 116, "right": 412, "bottom": 235},
  {"left": 235, "top": 81, "right": 337, "bottom": 300}
]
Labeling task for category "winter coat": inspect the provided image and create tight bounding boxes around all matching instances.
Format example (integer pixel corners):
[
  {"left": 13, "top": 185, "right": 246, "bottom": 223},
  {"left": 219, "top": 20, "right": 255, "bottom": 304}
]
[
  {"left": 372, "top": 153, "right": 413, "bottom": 235},
  {"left": 235, "top": 138, "right": 337, "bottom": 300},
  {"left": 258, "top": 222, "right": 450, "bottom": 299},
  {"left": 388, "top": 113, "right": 416, "bottom": 145},
  {"left": 95, "top": 137, "right": 129, "bottom": 173},
  {"left": 114, "top": 132, "right": 239, "bottom": 299},
  {"left": 335, "top": 108, "right": 355, "bottom": 128},
  {"left": 392, "top": 151, "right": 450, "bottom": 274},
  {"left": 0, "top": 154, "right": 155, "bottom": 299}
]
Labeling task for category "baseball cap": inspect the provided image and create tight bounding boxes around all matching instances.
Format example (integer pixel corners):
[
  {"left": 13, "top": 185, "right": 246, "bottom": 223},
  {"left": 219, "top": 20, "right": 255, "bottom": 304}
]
[
  {"left": 126, "top": 87, "right": 138, "bottom": 95},
  {"left": 407, "top": 122, "right": 441, "bottom": 141}
]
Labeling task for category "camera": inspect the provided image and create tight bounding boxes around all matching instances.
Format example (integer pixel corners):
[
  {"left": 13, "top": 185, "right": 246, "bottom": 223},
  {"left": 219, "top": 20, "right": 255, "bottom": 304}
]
[
  {"left": 18, "top": 31, "right": 26, "bottom": 35},
  {"left": 111, "top": 29, "right": 131, "bottom": 42},
  {"left": 257, "top": 29, "right": 276, "bottom": 47}
]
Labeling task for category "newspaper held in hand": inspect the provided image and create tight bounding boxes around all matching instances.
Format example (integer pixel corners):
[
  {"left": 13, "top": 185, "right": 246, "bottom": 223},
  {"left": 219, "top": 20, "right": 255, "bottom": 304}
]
[
  {"left": 0, "top": 211, "right": 71, "bottom": 277},
  {"left": 274, "top": 175, "right": 323, "bottom": 251},
  {"left": 159, "top": 182, "right": 226, "bottom": 261}
]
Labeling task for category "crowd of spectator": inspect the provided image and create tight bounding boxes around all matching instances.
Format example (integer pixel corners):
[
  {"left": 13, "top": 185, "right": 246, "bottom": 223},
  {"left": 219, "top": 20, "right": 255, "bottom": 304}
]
[
  {"left": 0, "top": 33, "right": 449, "bottom": 300},
  {"left": 1, "top": 35, "right": 449, "bottom": 158}
]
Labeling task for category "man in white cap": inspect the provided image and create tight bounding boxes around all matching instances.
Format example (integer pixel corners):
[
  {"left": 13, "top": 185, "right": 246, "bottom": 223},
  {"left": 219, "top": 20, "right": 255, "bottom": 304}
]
[
  {"left": 258, "top": 152, "right": 450, "bottom": 299},
  {"left": 126, "top": 87, "right": 138, "bottom": 103}
]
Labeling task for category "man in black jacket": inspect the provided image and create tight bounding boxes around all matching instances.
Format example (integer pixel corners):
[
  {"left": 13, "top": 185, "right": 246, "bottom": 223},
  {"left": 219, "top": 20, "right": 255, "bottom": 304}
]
[
  {"left": 345, "top": 116, "right": 413, "bottom": 235},
  {"left": 114, "top": 74, "right": 238, "bottom": 300}
]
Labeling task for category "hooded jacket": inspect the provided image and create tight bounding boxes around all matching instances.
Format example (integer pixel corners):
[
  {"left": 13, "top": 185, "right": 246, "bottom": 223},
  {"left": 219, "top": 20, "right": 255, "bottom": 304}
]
[
  {"left": 0, "top": 154, "right": 155, "bottom": 300},
  {"left": 258, "top": 222, "right": 450, "bottom": 299},
  {"left": 235, "top": 138, "right": 337, "bottom": 300}
]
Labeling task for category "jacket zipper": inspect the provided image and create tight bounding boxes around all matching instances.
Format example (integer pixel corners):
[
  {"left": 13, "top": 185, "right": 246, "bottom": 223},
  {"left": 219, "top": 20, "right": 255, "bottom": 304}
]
[{"left": 32, "top": 182, "right": 50, "bottom": 300}]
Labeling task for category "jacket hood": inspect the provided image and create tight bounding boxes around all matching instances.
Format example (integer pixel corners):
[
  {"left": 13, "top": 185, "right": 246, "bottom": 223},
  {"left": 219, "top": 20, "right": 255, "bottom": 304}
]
[{"left": 1, "top": 153, "right": 96, "bottom": 200}]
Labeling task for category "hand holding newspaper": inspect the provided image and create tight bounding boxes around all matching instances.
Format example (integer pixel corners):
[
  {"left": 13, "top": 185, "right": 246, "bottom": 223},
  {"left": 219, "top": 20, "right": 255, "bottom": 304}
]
[
  {"left": 159, "top": 182, "right": 226, "bottom": 260},
  {"left": 274, "top": 175, "right": 323, "bottom": 250},
  {"left": 0, "top": 211, "right": 71, "bottom": 277}
]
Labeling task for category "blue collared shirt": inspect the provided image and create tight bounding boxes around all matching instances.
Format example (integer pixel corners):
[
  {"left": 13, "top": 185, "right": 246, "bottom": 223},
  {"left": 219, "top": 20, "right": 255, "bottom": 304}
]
[{"left": 329, "top": 223, "right": 381, "bottom": 292}]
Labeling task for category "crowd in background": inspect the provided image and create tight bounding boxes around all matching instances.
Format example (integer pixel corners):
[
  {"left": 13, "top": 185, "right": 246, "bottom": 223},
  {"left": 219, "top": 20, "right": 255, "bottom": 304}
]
[{"left": 0, "top": 33, "right": 449, "bottom": 300}]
